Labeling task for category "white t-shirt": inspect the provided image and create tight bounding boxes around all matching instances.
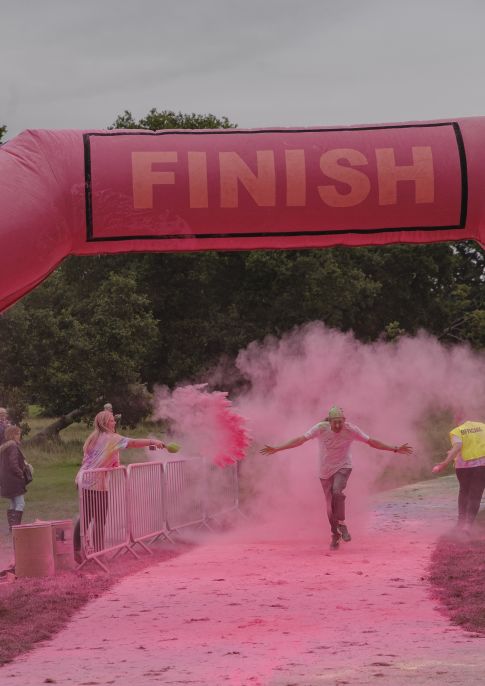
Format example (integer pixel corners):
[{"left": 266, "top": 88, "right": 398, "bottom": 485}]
[{"left": 303, "top": 421, "right": 370, "bottom": 479}]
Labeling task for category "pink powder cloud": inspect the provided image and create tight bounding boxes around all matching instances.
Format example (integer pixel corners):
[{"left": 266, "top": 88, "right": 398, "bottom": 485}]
[
  {"left": 152, "top": 324, "right": 485, "bottom": 541},
  {"left": 230, "top": 323, "right": 485, "bottom": 540},
  {"left": 152, "top": 383, "right": 250, "bottom": 467}
]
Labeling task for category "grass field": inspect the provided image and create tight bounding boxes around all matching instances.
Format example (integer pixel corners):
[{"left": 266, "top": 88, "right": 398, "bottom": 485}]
[{"left": 428, "top": 512, "right": 485, "bottom": 634}]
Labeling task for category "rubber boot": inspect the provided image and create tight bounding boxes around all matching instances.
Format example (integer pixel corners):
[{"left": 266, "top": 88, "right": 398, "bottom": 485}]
[
  {"left": 13, "top": 510, "right": 23, "bottom": 527},
  {"left": 6, "top": 510, "right": 16, "bottom": 532}
]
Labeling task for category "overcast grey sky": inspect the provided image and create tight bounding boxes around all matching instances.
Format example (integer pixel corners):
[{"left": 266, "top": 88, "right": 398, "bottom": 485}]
[{"left": 2, "top": 0, "right": 485, "bottom": 140}]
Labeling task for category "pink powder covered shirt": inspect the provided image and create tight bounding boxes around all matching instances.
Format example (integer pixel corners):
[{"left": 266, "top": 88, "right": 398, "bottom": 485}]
[
  {"left": 76, "top": 432, "right": 129, "bottom": 489},
  {"left": 304, "top": 421, "right": 370, "bottom": 479}
]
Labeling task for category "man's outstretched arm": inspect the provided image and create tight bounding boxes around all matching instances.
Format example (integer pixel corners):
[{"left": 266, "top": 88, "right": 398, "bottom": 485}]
[
  {"left": 367, "top": 438, "right": 413, "bottom": 454},
  {"left": 260, "top": 435, "right": 308, "bottom": 455}
]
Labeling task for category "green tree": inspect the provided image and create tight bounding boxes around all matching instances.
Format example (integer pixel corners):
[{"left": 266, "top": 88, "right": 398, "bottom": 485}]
[
  {"left": 0, "top": 298, "right": 31, "bottom": 426},
  {"left": 29, "top": 271, "right": 157, "bottom": 414},
  {"left": 109, "top": 108, "right": 235, "bottom": 131},
  {"left": 352, "top": 242, "right": 485, "bottom": 345},
  {"left": 0, "top": 268, "right": 158, "bottom": 434}
]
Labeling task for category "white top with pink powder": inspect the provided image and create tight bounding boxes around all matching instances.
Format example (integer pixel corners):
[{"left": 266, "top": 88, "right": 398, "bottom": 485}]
[{"left": 304, "top": 420, "right": 370, "bottom": 479}]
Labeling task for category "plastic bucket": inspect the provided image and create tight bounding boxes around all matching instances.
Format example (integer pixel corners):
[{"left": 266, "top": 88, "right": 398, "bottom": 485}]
[{"left": 13, "top": 522, "right": 55, "bottom": 578}]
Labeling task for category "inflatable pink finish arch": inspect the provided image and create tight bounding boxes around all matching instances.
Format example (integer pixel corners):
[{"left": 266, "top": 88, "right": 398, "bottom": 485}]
[{"left": 1, "top": 117, "right": 485, "bottom": 313}]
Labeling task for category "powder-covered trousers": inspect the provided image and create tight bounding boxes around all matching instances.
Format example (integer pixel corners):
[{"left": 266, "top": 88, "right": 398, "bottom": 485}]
[
  {"left": 456, "top": 466, "right": 485, "bottom": 525},
  {"left": 320, "top": 468, "right": 352, "bottom": 535}
]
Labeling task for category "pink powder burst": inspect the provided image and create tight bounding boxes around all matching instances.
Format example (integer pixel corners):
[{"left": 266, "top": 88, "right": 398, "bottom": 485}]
[{"left": 153, "top": 384, "right": 250, "bottom": 467}]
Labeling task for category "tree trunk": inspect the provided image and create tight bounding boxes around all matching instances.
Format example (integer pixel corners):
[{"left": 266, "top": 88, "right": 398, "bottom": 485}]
[{"left": 25, "top": 407, "right": 84, "bottom": 446}]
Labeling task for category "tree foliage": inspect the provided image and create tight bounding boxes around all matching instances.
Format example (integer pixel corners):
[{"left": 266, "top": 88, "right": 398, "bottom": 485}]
[
  {"left": 0, "top": 266, "right": 158, "bottom": 427},
  {"left": 1, "top": 109, "right": 485, "bottom": 433},
  {"left": 109, "top": 108, "right": 235, "bottom": 131}
]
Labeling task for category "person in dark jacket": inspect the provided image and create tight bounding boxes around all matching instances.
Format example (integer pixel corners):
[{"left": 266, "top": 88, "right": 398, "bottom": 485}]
[{"left": 0, "top": 424, "right": 29, "bottom": 531}]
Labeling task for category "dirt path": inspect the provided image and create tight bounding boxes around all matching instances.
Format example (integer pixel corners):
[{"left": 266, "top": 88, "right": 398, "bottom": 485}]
[{"left": 2, "top": 476, "right": 485, "bottom": 685}]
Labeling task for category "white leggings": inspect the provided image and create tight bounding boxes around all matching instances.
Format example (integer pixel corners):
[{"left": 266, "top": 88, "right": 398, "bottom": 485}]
[{"left": 9, "top": 495, "right": 25, "bottom": 511}]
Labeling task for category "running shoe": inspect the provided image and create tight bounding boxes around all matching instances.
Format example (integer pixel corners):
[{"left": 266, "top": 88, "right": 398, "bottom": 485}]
[
  {"left": 330, "top": 533, "right": 341, "bottom": 549},
  {"left": 338, "top": 523, "right": 352, "bottom": 542}
]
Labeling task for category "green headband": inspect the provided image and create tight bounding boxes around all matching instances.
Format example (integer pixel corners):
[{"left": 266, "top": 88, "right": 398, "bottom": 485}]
[{"left": 327, "top": 406, "right": 345, "bottom": 420}]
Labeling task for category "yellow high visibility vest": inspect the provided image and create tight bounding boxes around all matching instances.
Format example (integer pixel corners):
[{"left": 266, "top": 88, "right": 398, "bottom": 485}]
[{"left": 449, "top": 421, "right": 485, "bottom": 462}]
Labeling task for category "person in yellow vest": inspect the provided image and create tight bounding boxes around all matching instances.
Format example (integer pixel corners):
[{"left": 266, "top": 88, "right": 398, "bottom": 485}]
[{"left": 432, "top": 420, "right": 485, "bottom": 534}]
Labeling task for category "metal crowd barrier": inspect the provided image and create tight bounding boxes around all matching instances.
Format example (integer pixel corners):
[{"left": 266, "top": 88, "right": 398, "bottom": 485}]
[
  {"left": 205, "top": 461, "right": 241, "bottom": 524},
  {"left": 127, "top": 461, "right": 173, "bottom": 551},
  {"left": 163, "top": 458, "right": 210, "bottom": 534},
  {"left": 77, "top": 457, "right": 243, "bottom": 570}
]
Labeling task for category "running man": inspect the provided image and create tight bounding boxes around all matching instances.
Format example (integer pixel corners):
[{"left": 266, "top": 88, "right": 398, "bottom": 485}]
[{"left": 260, "top": 406, "right": 413, "bottom": 549}]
